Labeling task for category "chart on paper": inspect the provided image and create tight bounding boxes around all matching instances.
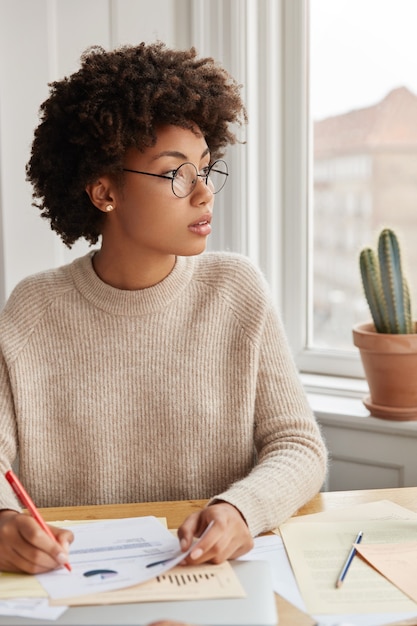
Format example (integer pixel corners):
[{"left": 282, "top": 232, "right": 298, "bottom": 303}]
[
  {"left": 51, "top": 562, "right": 246, "bottom": 606},
  {"left": 153, "top": 565, "right": 235, "bottom": 591}
]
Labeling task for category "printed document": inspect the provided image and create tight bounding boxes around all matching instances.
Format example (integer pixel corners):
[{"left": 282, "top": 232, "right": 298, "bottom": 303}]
[
  {"left": 36, "top": 516, "right": 207, "bottom": 601},
  {"left": 278, "top": 500, "right": 417, "bottom": 625},
  {"left": 49, "top": 560, "right": 245, "bottom": 606},
  {"left": 280, "top": 515, "right": 417, "bottom": 614}
]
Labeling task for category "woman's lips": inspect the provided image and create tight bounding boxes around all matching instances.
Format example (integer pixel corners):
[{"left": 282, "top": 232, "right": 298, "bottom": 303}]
[{"left": 188, "top": 216, "right": 212, "bottom": 236}]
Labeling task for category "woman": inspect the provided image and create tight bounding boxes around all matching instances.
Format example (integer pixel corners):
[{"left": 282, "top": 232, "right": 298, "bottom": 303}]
[{"left": 0, "top": 42, "right": 326, "bottom": 574}]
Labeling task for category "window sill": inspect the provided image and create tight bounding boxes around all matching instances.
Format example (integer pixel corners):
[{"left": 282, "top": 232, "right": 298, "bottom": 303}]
[
  {"left": 302, "top": 373, "right": 417, "bottom": 437},
  {"left": 301, "top": 372, "right": 369, "bottom": 399}
]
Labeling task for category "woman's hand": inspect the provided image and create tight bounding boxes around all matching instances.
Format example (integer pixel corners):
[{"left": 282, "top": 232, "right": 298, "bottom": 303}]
[
  {"left": 0, "top": 509, "right": 73, "bottom": 574},
  {"left": 177, "top": 502, "right": 254, "bottom": 565}
]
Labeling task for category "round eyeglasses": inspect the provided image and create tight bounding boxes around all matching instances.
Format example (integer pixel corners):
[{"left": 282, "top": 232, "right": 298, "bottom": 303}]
[{"left": 122, "top": 159, "right": 228, "bottom": 198}]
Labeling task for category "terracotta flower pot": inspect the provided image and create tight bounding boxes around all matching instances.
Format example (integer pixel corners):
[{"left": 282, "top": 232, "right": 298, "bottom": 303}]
[{"left": 352, "top": 322, "right": 417, "bottom": 421}]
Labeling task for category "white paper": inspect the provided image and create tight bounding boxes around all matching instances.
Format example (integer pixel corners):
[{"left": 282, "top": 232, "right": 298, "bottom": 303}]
[
  {"left": 240, "top": 502, "right": 417, "bottom": 626},
  {"left": 243, "top": 536, "right": 417, "bottom": 626},
  {"left": 0, "top": 598, "right": 67, "bottom": 621},
  {"left": 239, "top": 535, "right": 306, "bottom": 611},
  {"left": 36, "top": 516, "right": 210, "bottom": 601}
]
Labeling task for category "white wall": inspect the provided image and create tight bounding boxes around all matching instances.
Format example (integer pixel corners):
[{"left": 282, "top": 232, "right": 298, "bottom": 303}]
[{"left": 0, "top": 0, "right": 283, "bottom": 306}]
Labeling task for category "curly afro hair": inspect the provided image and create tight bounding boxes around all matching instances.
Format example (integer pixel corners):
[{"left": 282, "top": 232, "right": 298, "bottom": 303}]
[{"left": 26, "top": 42, "right": 247, "bottom": 247}]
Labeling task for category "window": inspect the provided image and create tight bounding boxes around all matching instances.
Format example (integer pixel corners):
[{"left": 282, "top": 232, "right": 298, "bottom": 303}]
[{"left": 284, "top": 0, "right": 417, "bottom": 379}]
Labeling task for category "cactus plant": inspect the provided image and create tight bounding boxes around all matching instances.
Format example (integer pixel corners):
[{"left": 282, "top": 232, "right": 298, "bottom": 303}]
[{"left": 359, "top": 228, "right": 414, "bottom": 334}]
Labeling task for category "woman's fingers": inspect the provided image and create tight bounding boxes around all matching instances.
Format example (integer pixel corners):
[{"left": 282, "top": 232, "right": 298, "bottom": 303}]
[{"left": 177, "top": 502, "right": 253, "bottom": 565}]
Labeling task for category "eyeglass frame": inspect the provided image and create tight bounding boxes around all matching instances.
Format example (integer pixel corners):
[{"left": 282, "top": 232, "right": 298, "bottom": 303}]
[{"left": 122, "top": 159, "right": 228, "bottom": 198}]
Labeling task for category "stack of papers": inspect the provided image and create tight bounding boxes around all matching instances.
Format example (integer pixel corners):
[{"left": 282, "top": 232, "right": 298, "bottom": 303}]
[
  {"left": 278, "top": 500, "right": 417, "bottom": 626},
  {"left": 0, "top": 516, "right": 244, "bottom": 621},
  {"left": 3, "top": 502, "right": 417, "bottom": 624}
]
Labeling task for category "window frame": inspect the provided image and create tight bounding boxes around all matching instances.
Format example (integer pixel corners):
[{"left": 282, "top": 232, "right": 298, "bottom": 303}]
[{"left": 282, "top": 0, "right": 366, "bottom": 380}]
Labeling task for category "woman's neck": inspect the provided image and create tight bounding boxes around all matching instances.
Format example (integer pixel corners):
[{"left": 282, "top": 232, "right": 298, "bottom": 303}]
[{"left": 92, "top": 248, "right": 176, "bottom": 290}]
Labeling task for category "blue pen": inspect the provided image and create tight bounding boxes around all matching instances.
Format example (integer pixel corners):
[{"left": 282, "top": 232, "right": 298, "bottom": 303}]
[
  {"left": 146, "top": 556, "right": 177, "bottom": 569},
  {"left": 335, "top": 530, "right": 363, "bottom": 588},
  {"left": 146, "top": 520, "right": 215, "bottom": 569}
]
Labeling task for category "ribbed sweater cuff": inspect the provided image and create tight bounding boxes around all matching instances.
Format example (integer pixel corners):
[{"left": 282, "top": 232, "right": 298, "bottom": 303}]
[{"left": 208, "top": 489, "right": 266, "bottom": 537}]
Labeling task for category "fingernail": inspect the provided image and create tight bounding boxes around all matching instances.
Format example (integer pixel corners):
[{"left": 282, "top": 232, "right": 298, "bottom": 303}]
[
  {"left": 180, "top": 538, "right": 188, "bottom": 550},
  {"left": 190, "top": 548, "right": 203, "bottom": 560},
  {"left": 56, "top": 552, "right": 69, "bottom": 564}
]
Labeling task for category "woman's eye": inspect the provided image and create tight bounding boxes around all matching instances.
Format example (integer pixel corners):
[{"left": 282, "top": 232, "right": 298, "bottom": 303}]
[
  {"left": 200, "top": 166, "right": 210, "bottom": 176},
  {"left": 175, "top": 168, "right": 188, "bottom": 180}
]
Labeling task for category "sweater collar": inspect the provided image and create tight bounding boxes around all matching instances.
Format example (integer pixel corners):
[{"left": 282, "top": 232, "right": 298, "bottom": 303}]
[{"left": 70, "top": 252, "right": 195, "bottom": 316}]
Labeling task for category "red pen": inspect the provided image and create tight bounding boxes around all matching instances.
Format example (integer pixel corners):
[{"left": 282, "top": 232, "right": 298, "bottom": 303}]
[{"left": 5, "top": 469, "right": 72, "bottom": 571}]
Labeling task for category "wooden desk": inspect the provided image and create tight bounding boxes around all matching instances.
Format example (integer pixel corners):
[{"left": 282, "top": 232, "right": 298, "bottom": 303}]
[{"left": 39, "top": 486, "right": 417, "bottom": 626}]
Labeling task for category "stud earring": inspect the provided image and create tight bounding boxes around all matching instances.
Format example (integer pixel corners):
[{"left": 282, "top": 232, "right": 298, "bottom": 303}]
[{"left": 105, "top": 204, "right": 114, "bottom": 212}]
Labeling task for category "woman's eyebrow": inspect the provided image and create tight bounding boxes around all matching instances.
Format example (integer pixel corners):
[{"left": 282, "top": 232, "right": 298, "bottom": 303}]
[{"left": 151, "top": 147, "right": 210, "bottom": 161}]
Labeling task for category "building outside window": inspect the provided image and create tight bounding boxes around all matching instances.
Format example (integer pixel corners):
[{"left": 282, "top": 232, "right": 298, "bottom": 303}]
[{"left": 297, "top": 0, "right": 417, "bottom": 377}]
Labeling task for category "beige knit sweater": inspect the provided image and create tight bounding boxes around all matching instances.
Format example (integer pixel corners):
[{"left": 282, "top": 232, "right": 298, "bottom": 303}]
[{"left": 0, "top": 251, "right": 326, "bottom": 536}]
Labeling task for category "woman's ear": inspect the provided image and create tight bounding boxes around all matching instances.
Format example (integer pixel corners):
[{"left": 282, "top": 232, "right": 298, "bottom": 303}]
[{"left": 85, "top": 177, "right": 117, "bottom": 213}]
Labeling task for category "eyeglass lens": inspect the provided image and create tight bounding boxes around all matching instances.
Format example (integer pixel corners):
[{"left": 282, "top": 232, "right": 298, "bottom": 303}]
[{"left": 172, "top": 160, "right": 228, "bottom": 198}]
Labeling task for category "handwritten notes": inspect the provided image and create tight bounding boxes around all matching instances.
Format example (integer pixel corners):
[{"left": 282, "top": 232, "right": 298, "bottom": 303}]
[{"left": 355, "top": 541, "right": 417, "bottom": 603}]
